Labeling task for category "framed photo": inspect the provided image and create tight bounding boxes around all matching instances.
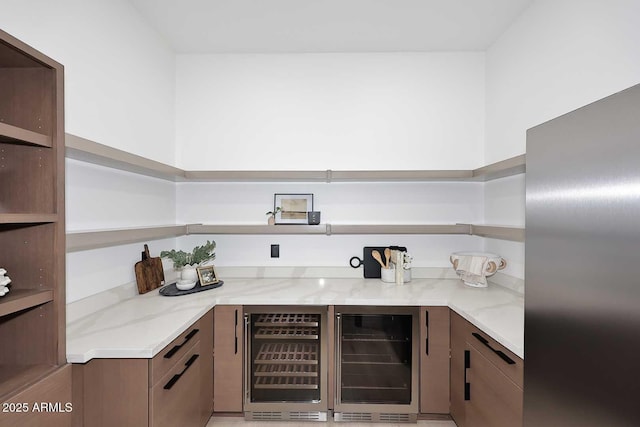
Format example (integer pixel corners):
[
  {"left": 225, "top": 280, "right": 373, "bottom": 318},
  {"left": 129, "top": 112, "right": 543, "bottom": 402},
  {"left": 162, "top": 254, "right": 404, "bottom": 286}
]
[
  {"left": 274, "top": 193, "right": 313, "bottom": 224},
  {"left": 196, "top": 265, "right": 219, "bottom": 286}
]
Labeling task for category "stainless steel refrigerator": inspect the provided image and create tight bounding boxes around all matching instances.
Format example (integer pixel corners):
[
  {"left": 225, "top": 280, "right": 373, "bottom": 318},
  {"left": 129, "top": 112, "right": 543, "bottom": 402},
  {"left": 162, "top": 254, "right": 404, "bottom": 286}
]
[{"left": 525, "top": 83, "right": 640, "bottom": 426}]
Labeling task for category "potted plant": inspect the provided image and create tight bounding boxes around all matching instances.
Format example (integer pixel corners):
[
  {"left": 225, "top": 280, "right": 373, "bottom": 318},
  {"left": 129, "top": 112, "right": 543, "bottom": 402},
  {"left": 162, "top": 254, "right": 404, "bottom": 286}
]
[
  {"left": 161, "top": 240, "right": 216, "bottom": 281},
  {"left": 265, "top": 207, "right": 282, "bottom": 225}
]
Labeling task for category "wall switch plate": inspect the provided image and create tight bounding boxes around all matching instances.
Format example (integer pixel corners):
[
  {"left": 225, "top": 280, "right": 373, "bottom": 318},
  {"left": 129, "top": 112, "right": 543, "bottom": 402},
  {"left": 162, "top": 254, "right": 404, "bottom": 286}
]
[{"left": 271, "top": 244, "right": 280, "bottom": 258}]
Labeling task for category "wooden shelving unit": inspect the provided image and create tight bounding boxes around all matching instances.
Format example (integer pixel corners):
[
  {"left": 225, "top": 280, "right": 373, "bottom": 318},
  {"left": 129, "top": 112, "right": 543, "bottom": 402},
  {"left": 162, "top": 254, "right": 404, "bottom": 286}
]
[
  {"left": 0, "top": 289, "right": 54, "bottom": 317},
  {"left": 0, "top": 213, "right": 58, "bottom": 224},
  {"left": 0, "top": 29, "right": 69, "bottom": 411}
]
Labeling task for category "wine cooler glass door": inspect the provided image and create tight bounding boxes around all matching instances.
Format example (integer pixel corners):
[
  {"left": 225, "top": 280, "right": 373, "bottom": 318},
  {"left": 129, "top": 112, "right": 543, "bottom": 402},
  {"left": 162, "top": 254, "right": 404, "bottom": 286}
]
[{"left": 338, "top": 312, "right": 413, "bottom": 405}]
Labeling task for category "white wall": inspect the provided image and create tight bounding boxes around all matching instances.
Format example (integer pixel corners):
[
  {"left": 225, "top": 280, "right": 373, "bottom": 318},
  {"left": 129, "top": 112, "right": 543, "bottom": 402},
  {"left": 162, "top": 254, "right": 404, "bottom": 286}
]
[
  {"left": 485, "top": 0, "right": 640, "bottom": 163},
  {"left": 483, "top": 0, "right": 640, "bottom": 280},
  {"left": 176, "top": 53, "right": 485, "bottom": 170},
  {"left": 176, "top": 181, "right": 484, "bottom": 268},
  {"left": 0, "top": 0, "right": 176, "bottom": 165},
  {"left": 65, "top": 160, "right": 177, "bottom": 303}
]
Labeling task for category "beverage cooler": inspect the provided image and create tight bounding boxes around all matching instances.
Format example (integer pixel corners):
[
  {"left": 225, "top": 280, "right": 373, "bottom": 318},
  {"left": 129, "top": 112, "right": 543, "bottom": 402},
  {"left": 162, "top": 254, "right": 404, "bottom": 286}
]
[
  {"left": 244, "top": 306, "right": 328, "bottom": 421},
  {"left": 334, "top": 306, "right": 419, "bottom": 423}
]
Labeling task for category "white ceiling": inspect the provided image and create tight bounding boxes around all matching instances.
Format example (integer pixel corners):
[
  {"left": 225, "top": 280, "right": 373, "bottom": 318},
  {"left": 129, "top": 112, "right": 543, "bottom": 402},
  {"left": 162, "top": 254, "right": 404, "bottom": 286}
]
[{"left": 130, "top": 0, "right": 533, "bottom": 53}]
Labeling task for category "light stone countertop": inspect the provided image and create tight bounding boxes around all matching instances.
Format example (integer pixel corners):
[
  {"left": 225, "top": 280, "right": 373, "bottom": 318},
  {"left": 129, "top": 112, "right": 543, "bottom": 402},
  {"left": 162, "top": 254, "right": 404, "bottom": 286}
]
[{"left": 66, "top": 277, "right": 524, "bottom": 363}]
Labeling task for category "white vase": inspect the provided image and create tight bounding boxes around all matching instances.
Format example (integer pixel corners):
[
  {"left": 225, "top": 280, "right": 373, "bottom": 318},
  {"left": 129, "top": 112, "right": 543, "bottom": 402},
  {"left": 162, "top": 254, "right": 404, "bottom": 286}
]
[{"left": 181, "top": 265, "right": 198, "bottom": 282}]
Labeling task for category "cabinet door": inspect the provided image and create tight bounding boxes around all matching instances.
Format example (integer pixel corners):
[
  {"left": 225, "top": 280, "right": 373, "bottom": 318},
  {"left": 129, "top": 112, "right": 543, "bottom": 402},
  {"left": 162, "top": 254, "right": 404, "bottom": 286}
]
[
  {"left": 213, "top": 305, "right": 243, "bottom": 412},
  {"left": 199, "top": 309, "right": 214, "bottom": 425},
  {"left": 466, "top": 344, "right": 523, "bottom": 427},
  {"left": 419, "top": 306, "right": 450, "bottom": 414},
  {"left": 150, "top": 340, "right": 202, "bottom": 427},
  {"left": 449, "top": 311, "right": 468, "bottom": 427}
]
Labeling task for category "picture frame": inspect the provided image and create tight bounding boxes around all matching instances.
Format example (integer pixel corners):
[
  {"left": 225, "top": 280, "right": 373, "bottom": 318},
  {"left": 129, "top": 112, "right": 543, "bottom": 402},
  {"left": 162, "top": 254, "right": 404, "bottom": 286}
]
[
  {"left": 274, "top": 193, "right": 313, "bottom": 224},
  {"left": 196, "top": 265, "right": 219, "bottom": 286}
]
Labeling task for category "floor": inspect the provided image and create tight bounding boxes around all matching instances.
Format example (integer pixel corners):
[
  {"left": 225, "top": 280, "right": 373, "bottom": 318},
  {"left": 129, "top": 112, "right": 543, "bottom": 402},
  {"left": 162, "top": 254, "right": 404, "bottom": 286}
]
[{"left": 207, "top": 416, "right": 457, "bottom": 427}]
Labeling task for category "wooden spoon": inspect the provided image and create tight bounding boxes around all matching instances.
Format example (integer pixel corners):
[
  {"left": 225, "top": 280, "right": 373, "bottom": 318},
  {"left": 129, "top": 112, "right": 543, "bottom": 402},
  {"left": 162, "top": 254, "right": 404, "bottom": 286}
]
[
  {"left": 371, "top": 250, "right": 387, "bottom": 269},
  {"left": 384, "top": 248, "right": 391, "bottom": 269}
]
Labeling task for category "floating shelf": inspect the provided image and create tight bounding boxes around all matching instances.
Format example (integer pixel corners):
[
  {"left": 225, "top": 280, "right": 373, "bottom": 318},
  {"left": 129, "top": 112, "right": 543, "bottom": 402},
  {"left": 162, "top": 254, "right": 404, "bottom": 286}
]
[
  {"left": 65, "top": 223, "right": 524, "bottom": 251},
  {"left": 187, "top": 224, "right": 326, "bottom": 235},
  {"left": 66, "top": 225, "right": 187, "bottom": 252},
  {"left": 0, "top": 289, "right": 53, "bottom": 317},
  {"left": 0, "top": 122, "right": 52, "bottom": 147},
  {"left": 65, "top": 133, "right": 185, "bottom": 181},
  {"left": 0, "top": 213, "right": 58, "bottom": 224},
  {"left": 65, "top": 134, "right": 525, "bottom": 183},
  {"left": 470, "top": 225, "right": 525, "bottom": 242}
]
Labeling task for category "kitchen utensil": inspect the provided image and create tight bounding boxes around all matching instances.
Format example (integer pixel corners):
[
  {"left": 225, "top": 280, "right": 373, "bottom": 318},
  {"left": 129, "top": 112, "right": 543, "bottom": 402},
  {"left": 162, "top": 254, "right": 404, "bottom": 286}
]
[
  {"left": 134, "top": 244, "right": 165, "bottom": 294},
  {"left": 349, "top": 246, "right": 389, "bottom": 278},
  {"left": 384, "top": 248, "right": 391, "bottom": 269},
  {"left": 371, "top": 250, "right": 386, "bottom": 269}
]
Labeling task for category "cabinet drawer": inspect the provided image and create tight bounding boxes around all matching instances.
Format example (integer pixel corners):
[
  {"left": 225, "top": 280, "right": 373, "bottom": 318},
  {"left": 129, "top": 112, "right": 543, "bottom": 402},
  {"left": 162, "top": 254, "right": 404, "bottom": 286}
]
[
  {"left": 149, "top": 340, "right": 201, "bottom": 427},
  {"left": 150, "top": 319, "right": 202, "bottom": 386},
  {"left": 466, "top": 345, "right": 523, "bottom": 427},
  {"left": 466, "top": 326, "right": 523, "bottom": 389}
]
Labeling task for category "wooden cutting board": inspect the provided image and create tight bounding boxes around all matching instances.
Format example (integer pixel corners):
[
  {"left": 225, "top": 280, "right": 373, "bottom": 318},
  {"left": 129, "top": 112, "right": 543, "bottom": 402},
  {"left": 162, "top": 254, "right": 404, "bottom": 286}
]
[{"left": 134, "top": 244, "right": 165, "bottom": 294}]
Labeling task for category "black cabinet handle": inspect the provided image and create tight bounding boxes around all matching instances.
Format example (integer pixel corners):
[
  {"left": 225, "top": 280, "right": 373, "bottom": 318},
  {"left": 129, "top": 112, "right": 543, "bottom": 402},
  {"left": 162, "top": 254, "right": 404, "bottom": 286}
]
[
  {"left": 424, "top": 309, "right": 429, "bottom": 355},
  {"left": 464, "top": 350, "right": 471, "bottom": 401},
  {"left": 163, "top": 354, "right": 199, "bottom": 390},
  {"left": 164, "top": 328, "right": 199, "bottom": 359},
  {"left": 234, "top": 309, "right": 238, "bottom": 354},
  {"left": 472, "top": 332, "right": 516, "bottom": 365}
]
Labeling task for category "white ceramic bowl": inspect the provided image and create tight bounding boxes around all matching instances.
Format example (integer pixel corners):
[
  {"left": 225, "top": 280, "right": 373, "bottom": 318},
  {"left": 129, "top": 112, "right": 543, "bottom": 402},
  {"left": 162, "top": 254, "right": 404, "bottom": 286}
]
[
  {"left": 176, "top": 279, "right": 196, "bottom": 291},
  {"left": 449, "top": 251, "right": 507, "bottom": 287}
]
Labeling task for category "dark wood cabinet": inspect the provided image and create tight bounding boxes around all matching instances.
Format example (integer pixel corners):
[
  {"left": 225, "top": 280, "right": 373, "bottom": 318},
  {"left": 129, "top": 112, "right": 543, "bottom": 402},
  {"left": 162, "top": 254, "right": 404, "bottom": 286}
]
[
  {"left": 450, "top": 311, "right": 523, "bottom": 427},
  {"left": 0, "top": 29, "right": 68, "bottom": 427},
  {"left": 213, "top": 305, "right": 244, "bottom": 413},
  {"left": 419, "top": 306, "right": 450, "bottom": 415},
  {"left": 73, "top": 310, "right": 214, "bottom": 427}
]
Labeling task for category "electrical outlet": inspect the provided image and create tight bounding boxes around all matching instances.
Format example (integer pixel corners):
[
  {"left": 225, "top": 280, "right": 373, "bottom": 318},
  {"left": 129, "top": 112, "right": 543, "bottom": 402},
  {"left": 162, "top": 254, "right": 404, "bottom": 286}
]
[{"left": 270, "top": 244, "right": 280, "bottom": 258}]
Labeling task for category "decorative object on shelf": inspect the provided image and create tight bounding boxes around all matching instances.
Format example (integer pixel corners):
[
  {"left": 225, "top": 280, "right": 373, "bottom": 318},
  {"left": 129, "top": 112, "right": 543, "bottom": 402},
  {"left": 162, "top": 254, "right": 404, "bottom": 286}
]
[
  {"left": 307, "top": 211, "right": 321, "bottom": 225},
  {"left": 160, "top": 240, "right": 216, "bottom": 280},
  {"left": 265, "top": 207, "right": 282, "bottom": 225},
  {"left": 0, "top": 268, "right": 11, "bottom": 297},
  {"left": 450, "top": 251, "right": 506, "bottom": 287},
  {"left": 197, "top": 265, "right": 219, "bottom": 286},
  {"left": 274, "top": 193, "right": 313, "bottom": 224}
]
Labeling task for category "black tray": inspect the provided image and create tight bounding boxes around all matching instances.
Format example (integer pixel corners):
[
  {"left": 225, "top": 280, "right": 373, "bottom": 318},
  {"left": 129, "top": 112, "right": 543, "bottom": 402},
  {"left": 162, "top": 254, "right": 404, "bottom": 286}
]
[{"left": 159, "top": 280, "right": 224, "bottom": 296}]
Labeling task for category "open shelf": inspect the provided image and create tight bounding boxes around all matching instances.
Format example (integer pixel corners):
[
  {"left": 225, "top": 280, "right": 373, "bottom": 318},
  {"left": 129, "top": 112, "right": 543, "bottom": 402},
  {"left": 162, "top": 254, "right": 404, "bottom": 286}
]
[
  {"left": 66, "top": 225, "right": 187, "bottom": 252},
  {"left": 64, "top": 223, "right": 524, "bottom": 252},
  {"left": 470, "top": 225, "right": 525, "bottom": 242},
  {"left": 65, "top": 134, "right": 525, "bottom": 183},
  {"left": 0, "top": 122, "right": 51, "bottom": 147},
  {"left": 0, "top": 213, "right": 58, "bottom": 224},
  {"left": 187, "top": 224, "right": 326, "bottom": 235},
  {"left": 65, "top": 133, "right": 185, "bottom": 181},
  {"left": 0, "top": 364, "right": 57, "bottom": 400},
  {"left": 0, "top": 289, "right": 54, "bottom": 317}
]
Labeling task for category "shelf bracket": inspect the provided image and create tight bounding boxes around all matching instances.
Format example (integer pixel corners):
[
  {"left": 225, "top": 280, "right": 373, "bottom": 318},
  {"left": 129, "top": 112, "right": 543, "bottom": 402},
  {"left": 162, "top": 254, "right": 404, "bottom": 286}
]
[
  {"left": 326, "top": 169, "right": 332, "bottom": 183},
  {"left": 325, "top": 224, "right": 332, "bottom": 236}
]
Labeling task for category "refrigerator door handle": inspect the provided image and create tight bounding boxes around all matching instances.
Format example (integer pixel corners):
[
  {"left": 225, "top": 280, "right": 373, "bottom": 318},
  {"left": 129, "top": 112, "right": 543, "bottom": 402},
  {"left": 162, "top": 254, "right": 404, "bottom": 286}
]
[
  {"left": 244, "top": 313, "right": 250, "bottom": 405},
  {"left": 471, "top": 332, "right": 516, "bottom": 365},
  {"left": 335, "top": 312, "right": 342, "bottom": 407}
]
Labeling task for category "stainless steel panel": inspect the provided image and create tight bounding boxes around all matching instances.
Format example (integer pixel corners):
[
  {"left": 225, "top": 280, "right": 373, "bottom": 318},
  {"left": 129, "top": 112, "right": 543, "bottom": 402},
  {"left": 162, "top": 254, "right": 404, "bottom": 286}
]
[{"left": 525, "top": 84, "right": 640, "bottom": 426}]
